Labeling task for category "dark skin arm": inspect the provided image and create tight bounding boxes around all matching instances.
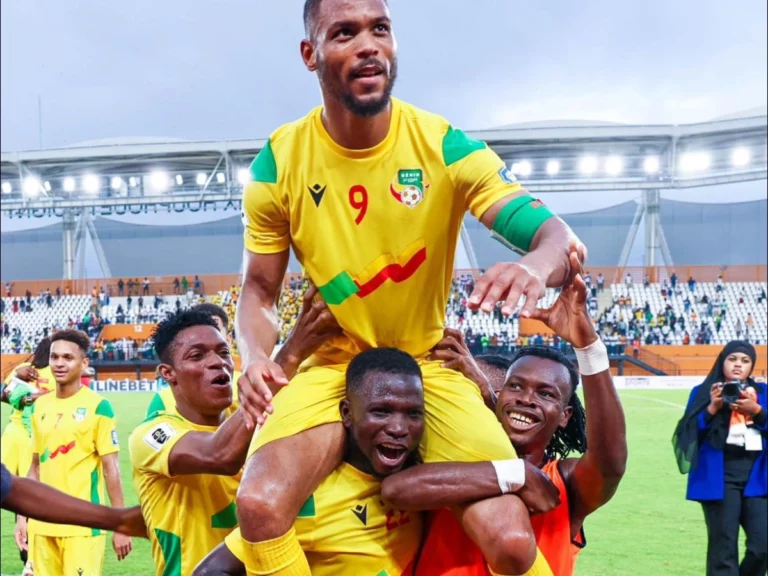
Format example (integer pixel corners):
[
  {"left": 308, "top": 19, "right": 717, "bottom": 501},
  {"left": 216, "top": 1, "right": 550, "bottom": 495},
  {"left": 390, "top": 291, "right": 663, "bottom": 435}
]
[
  {"left": 530, "top": 250, "right": 628, "bottom": 538},
  {"left": 471, "top": 194, "right": 583, "bottom": 318},
  {"left": 192, "top": 542, "right": 245, "bottom": 576},
  {"left": 234, "top": 249, "right": 290, "bottom": 428}
]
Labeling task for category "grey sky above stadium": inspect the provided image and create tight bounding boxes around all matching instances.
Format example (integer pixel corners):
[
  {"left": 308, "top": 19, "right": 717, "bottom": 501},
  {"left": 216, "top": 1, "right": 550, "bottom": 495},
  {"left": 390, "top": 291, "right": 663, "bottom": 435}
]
[{"left": 1, "top": 0, "right": 766, "bottom": 152}]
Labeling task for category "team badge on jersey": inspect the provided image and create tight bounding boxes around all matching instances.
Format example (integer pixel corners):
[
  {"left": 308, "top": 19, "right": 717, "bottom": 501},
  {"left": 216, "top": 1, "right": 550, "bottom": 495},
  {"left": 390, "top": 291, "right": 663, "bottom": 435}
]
[
  {"left": 390, "top": 169, "right": 430, "bottom": 208},
  {"left": 498, "top": 166, "right": 517, "bottom": 185},
  {"left": 144, "top": 422, "right": 176, "bottom": 452},
  {"left": 74, "top": 407, "right": 87, "bottom": 422}
]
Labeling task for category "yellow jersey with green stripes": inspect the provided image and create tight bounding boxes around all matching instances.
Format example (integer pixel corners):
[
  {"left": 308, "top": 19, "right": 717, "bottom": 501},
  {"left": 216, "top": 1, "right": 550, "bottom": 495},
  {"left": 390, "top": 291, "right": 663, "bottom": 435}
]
[
  {"left": 129, "top": 411, "right": 241, "bottom": 576},
  {"left": 226, "top": 462, "right": 421, "bottom": 576},
  {"left": 242, "top": 97, "right": 523, "bottom": 362},
  {"left": 144, "top": 371, "right": 242, "bottom": 419},
  {"left": 29, "top": 386, "right": 119, "bottom": 537}
]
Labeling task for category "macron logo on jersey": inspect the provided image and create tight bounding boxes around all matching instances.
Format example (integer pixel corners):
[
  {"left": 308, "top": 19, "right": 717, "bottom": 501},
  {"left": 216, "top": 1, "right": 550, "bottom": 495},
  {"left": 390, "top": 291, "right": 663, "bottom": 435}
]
[{"left": 144, "top": 423, "right": 176, "bottom": 452}]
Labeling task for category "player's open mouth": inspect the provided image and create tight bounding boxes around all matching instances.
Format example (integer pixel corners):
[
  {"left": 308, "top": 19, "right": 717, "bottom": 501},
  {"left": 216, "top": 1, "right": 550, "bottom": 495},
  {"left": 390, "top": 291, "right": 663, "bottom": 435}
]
[
  {"left": 375, "top": 443, "right": 408, "bottom": 468},
  {"left": 210, "top": 373, "right": 231, "bottom": 387},
  {"left": 505, "top": 409, "right": 541, "bottom": 432}
]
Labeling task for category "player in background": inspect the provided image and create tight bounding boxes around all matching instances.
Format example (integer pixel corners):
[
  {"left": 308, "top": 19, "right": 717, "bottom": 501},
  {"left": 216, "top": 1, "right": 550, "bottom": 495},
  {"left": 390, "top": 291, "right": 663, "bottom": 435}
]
[
  {"left": 382, "top": 250, "right": 628, "bottom": 576},
  {"left": 2, "top": 337, "right": 54, "bottom": 570},
  {"left": 234, "top": 0, "right": 580, "bottom": 573},
  {"left": 1, "top": 462, "right": 146, "bottom": 538},
  {"left": 132, "top": 291, "right": 341, "bottom": 576},
  {"left": 14, "top": 329, "right": 132, "bottom": 576}
]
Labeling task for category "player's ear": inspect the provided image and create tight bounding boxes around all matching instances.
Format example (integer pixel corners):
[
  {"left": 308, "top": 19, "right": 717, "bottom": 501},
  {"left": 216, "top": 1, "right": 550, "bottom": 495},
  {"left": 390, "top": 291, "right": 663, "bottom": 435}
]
[
  {"left": 559, "top": 405, "right": 573, "bottom": 429},
  {"left": 157, "top": 364, "right": 175, "bottom": 385},
  {"left": 340, "top": 399, "right": 352, "bottom": 429},
  {"left": 301, "top": 39, "right": 317, "bottom": 72}
]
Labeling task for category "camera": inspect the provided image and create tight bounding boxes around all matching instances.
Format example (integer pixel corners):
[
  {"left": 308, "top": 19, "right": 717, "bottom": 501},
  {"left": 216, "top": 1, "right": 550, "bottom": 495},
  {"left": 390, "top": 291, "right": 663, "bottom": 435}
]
[{"left": 721, "top": 381, "right": 742, "bottom": 407}]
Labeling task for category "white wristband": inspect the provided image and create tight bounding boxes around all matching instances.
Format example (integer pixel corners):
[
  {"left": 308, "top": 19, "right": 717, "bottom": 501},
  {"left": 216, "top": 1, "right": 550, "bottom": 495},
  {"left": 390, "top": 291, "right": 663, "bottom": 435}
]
[
  {"left": 574, "top": 339, "right": 610, "bottom": 376},
  {"left": 491, "top": 459, "right": 525, "bottom": 494}
]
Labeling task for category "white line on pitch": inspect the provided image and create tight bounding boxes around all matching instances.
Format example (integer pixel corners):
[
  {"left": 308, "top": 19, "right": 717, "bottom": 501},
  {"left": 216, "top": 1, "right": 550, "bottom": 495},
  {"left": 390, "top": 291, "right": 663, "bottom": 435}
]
[{"left": 621, "top": 393, "right": 686, "bottom": 409}]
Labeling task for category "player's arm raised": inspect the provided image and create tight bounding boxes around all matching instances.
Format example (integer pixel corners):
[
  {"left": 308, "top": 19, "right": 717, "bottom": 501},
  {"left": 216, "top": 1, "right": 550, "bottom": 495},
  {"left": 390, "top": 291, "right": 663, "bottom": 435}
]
[
  {"left": 445, "top": 126, "right": 582, "bottom": 317},
  {"left": 236, "top": 147, "right": 292, "bottom": 428},
  {"left": 530, "top": 250, "right": 627, "bottom": 534}
]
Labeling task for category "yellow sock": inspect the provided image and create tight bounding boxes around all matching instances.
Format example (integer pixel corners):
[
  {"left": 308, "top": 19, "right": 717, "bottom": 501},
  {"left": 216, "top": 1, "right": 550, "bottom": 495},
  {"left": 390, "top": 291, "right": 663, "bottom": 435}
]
[
  {"left": 241, "top": 527, "right": 311, "bottom": 576},
  {"left": 488, "top": 548, "right": 553, "bottom": 576}
]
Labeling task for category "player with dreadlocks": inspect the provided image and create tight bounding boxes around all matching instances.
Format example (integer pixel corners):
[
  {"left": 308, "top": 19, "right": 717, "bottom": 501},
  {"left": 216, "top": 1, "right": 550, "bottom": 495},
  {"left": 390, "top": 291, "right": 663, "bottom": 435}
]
[{"left": 380, "top": 248, "right": 628, "bottom": 576}]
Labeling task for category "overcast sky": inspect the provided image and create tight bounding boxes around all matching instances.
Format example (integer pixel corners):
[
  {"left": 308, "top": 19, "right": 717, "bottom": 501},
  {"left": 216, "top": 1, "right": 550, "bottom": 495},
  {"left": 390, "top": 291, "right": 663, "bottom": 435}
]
[{"left": 2, "top": 0, "right": 766, "bottom": 152}]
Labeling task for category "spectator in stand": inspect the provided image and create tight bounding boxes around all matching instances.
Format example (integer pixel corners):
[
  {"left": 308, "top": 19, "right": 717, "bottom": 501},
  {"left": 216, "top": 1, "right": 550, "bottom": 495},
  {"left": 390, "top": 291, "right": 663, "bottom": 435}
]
[
  {"left": 597, "top": 272, "right": 605, "bottom": 293},
  {"left": 142, "top": 277, "right": 150, "bottom": 296},
  {"left": 99, "top": 287, "right": 106, "bottom": 306},
  {"left": 55, "top": 287, "right": 61, "bottom": 300},
  {"left": 717, "top": 274, "right": 724, "bottom": 293},
  {"left": 153, "top": 295, "right": 160, "bottom": 311},
  {"left": 683, "top": 332, "right": 690, "bottom": 345},
  {"left": 138, "top": 296, "right": 144, "bottom": 311},
  {"left": 583, "top": 270, "right": 592, "bottom": 288},
  {"left": 175, "top": 298, "right": 182, "bottom": 313},
  {"left": 736, "top": 319, "right": 743, "bottom": 340},
  {"left": 715, "top": 313, "right": 723, "bottom": 334},
  {"left": 685, "top": 296, "right": 692, "bottom": 313},
  {"left": 173, "top": 277, "right": 180, "bottom": 295},
  {"left": 45, "top": 292, "right": 53, "bottom": 308},
  {"left": 670, "top": 271, "right": 678, "bottom": 290},
  {"left": 759, "top": 288, "right": 766, "bottom": 305},
  {"left": 118, "top": 279, "right": 125, "bottom": 296},
  {"left": 688, "top": 276, "right": 696, "bottom": 293},
  {"left": 643, "top": 274, "right": 651, "bottom": 288},
  {"left": 126, "top": 295, "right": 133, "bottom": 310},
  {"left": 193, "top": 275, "right": 202, "bottom": 294},
  {"left": 127, "top": 278, "right": 135, "bottom": 296},
  {"left": 181, "top": 276, "right": 189, "bottom": 294},
  {"left": 673, "top": 341, "right": 766, "bottom": 576},
  {"left": 5, "top": 282, "right": 12, "bottom": 297},
  {"left": 25, "top": 291, "right": 31, "bottom": 307}
]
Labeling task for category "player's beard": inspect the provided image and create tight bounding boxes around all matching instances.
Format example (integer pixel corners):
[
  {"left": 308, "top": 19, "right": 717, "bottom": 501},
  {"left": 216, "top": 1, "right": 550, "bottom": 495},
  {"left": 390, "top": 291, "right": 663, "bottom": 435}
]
[{"left": 318, "top": 54, "right": 398, "bottom": 118}]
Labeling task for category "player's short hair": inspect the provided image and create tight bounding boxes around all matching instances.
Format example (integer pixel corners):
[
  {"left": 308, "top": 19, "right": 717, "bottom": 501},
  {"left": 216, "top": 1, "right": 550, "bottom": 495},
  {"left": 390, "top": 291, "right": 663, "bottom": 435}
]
[
  {"left": 304, "top": 0, "right": 389, "bottom": 38},
  {"left": 51, "top": 330, "right": 90, "bottom": 355},
  {"left": 192, "top": 303, "right": 229, "bottom": 330},
  {"left": 152, "top": 308, "right": 219, "bottom": 364},
  {"left": 509, "top": 346, "right": 587, "bottom": 460},
  {"left": 346, "top": 348, "right": 422, "bottom": 396},
  {"left": 474, "top": 354, "right": 513, "bottom": 372}
]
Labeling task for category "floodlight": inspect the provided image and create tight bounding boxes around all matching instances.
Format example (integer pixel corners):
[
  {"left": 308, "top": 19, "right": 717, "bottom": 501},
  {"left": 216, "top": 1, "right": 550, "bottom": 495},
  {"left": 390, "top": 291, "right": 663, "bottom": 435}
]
[
  {"left": 578, "top": 156, "right": 598, "bottom": 176},
  {"left": 83, "top": 175, "right": 101, "bottom": 194},
  {"left": 63, "top": 177, "right": 76, "bottom": 192},
  {"left": 216, "top": 172, "right": 225, "bottom": 184},
  {"left": 546, "top": 160, "right": 560, "bottom": 176},
  {"left": 237, "top": 168, "right": 251, "bottom": 185},
  {"left": 604, "top": 156, "right": 623, "bottom": 176},
  {"left": 44, "top": 181, "right": 52, "bottom": 192},
  {"left": 111, "top": 176, "right": 123, "bottom": 190},
  {"left": 680, "top": 151, "right": 711, "bottom": 173},
  {"left": 643, "top": 156, "right": 660, "bottom": 174},
  {"left": 511, "top": 160, "right": 532, "bottom": 177},
  {"left": 196, "top": 173, "right": 207, "bottom": 186},
  {"left": 175, "top": 174, "right": 183, "bottom": 186},
  {"left": 1, "top": 182, "right": 11, "bottom": 194},
  {"left": 129, "top": 176, "right": 138, "bottom": 188},
  {"left": 23, "top": 177, "right": 41, "bottom": 197},
  {"left": 148, "top": 170, "right": 170, "bottom": 193},
  {"left": 731, "top": 147, "right": 751, "bottom": 167}
]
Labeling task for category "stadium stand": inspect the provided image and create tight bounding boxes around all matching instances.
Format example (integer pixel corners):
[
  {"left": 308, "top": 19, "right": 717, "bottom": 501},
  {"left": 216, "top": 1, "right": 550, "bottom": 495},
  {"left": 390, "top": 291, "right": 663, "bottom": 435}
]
[{"left": 0, "top": 295, "right": 92, "bottom": 353}]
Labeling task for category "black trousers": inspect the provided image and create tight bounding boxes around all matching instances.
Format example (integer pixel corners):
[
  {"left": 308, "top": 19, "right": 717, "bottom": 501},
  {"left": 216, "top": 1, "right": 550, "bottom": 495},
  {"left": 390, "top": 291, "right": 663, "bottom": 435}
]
[{"left": 701, "top": 483, "right": 768, "bottom": 576}]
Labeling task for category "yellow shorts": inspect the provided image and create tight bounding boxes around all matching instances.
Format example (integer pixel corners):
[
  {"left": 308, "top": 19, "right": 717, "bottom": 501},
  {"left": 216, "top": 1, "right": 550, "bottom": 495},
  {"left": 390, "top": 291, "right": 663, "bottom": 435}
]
[
  {"left": 31, "top": 534, "right": 105, "bottom": 576},
  {"left": 1, "top": 421, "right": 33, "bottom": 477},
  {"left": 249, "top": 360, "right": 515, "bottom": 463}
]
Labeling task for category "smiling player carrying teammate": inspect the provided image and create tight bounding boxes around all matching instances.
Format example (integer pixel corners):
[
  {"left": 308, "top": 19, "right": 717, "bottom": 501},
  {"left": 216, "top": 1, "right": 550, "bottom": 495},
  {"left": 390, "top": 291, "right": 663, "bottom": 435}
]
[{"left": 234, "top": 1, "right": 581, "bottom": 574}]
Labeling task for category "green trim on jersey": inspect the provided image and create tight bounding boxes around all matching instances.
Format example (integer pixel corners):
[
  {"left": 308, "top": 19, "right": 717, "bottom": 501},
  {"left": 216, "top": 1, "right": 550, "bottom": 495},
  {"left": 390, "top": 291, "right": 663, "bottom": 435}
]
[
  {"left": 250, "top": 139, "right": 278, "bottom": 184},
  {"left": 155, "top": 528, "right": 182, "bottom": 576},
  {"left": 318, "top": 271, "right": 360, "bottom": 306},
  {"left": 442, "top": 126, "right": 487, "bottom": 167},
  {"left": 40, "top": 447, "right": 51, "bottom": 463},
  {"left": 297, "top": 494, "right": 316, "bottom": 518},
  {"left": 95, "top": 398, "right": 115, "bottom": 418},
  {"left": 211, "top": 501, "right": 238, "bottom": 529},
  {"left": 145, "top": 392, "right": 167, "bottom": 420},
  {"left": 90, "top": 468, "right": 102, "bottom": 536}
]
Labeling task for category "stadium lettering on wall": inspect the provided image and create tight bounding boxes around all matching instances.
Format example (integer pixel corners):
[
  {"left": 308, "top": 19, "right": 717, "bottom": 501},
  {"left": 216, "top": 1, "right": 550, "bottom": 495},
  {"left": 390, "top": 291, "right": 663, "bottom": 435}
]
[{"left": 6, "top": 200, "right": 243, "bottom": 219}]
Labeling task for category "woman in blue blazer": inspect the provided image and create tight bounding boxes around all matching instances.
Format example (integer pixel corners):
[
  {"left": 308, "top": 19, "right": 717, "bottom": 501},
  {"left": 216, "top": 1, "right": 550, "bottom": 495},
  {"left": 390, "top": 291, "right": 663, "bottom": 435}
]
[{"left": 673, "top": 340, "right": 767, "bottom": 576}]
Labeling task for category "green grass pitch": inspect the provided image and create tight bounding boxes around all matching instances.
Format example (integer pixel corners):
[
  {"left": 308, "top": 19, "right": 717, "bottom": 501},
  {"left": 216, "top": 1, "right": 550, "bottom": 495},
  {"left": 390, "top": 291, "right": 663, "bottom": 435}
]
[{"left": 1, "top": 390, "right": 717, "bottom": 575}]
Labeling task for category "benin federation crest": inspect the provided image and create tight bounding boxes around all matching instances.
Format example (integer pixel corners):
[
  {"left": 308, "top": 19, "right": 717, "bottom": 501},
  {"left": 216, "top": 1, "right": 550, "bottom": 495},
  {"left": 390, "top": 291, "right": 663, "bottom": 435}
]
[
  {"left": 75, "top": 407, "right": 87, "bottom": 422},
  {"left": 390, "top": 169, "right": 430, "bottom": 208}
]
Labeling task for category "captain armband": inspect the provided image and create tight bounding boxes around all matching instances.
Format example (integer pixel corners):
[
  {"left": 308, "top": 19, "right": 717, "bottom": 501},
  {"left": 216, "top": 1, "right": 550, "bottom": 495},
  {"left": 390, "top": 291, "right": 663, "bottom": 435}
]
[{"left": 490, "top": 195, "right": 555, "bottom": 255}]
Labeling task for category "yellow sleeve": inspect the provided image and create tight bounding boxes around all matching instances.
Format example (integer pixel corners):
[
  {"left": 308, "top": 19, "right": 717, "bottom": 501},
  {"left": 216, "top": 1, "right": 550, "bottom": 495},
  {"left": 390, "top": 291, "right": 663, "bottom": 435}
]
[
  {"left": 242, "top": 139, "right": 290, "bottom": 254},
  {"left": 4, "top": 362, "right": 30, "bottom": 384},
  {"left": 128, "top": 415, "right": 189, "bottom": 477},
  {"left": 94, "top": 399, "right": 119, "bottom": 456},
  {"left": 442, "top": 126, "right": 525, "bottom": 219},
  {"left": 31, "top": 404, "right": 42, "bottom": 455}
]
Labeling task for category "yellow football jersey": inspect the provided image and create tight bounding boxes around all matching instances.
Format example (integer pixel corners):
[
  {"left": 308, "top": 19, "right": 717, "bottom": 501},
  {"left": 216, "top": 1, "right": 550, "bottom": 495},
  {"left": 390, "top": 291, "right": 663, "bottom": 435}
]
[
  {"left": 144, "top": 371, "right": 241, "bottom": 419},
  {"left": 29, "top": 386, "right": 119, "bottom": 537},
  {"left": 227, "top": 463, "right": 421, "bottom": 576},
  {"left": 4, "top": 363, "right": 55, "bottom": 429},
  {"left": 243, "top": 97, "right": 523, "bottom": 362},
  {"left": 129, "top": 412, "right": 242, "bottom": 576}
]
